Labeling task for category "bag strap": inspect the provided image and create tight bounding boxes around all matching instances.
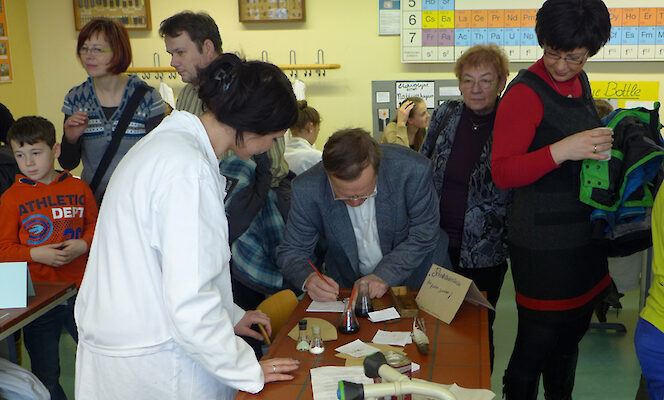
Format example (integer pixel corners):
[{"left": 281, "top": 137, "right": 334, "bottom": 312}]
[
  {"left": 425, "top": 100, "right": 460, "bottom": 159},
  {"left": 89, "top": 84, "right": 149, "bottom": 193}
]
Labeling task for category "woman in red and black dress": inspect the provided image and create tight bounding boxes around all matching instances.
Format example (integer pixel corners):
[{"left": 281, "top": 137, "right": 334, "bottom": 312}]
[{"left": 491, "top": 0, "right": 613, "bottom": 398}]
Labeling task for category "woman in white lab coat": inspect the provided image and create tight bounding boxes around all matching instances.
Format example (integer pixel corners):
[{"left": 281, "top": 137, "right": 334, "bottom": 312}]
[
  {"left": 284, "top": 100, "right": 322, "bottom": 175},
  {"left": 74, "top": 54, "right": 300, "bottom": 399}
]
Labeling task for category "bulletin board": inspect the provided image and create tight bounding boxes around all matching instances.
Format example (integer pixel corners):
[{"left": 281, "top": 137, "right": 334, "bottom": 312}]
[
  {"left": 401, "top": 0, "right": 664, "bottom": 63},
  {"left": 239, "top": 0, "right": 305, "bottom": 22},
  {"left": 371, "top": 79, "right": 460, "bottom": 140},
  {"left": 73, "top": 0, "right": 152, "bottom": 31},
  {"left": 0, "top": 0, "right": 11, "bottom": 82}
]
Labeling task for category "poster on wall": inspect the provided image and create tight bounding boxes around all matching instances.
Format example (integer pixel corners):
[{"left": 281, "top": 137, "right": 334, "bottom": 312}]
[
  {"left": 0, "top": 0, "right": 12, "bottom": 83},
  {"left": 590, "top": 81, "right": 659, "bottom": 112},
  {"left": 401, "top": 0, "right": 664, "bottom": 63}
]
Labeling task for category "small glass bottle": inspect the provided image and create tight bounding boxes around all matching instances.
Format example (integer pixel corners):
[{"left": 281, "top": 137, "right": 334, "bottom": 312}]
[
  {"left": 354, "top": 280, "right": 374, "bottom": 318},
  {"left": 296, "top": 319, "right": 310, "bottom": 351},
  {"left": 309, "top": 325, "right": 325, "bottom": 354}
]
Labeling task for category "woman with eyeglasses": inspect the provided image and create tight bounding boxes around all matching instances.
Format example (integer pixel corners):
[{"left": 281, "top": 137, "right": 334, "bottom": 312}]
[
  {"left": 419, "top": 43, "right": 510, "bottom": 372},
  {"left": 491, "top": 0, "right": 612, "bottom": 398},
  {"left": 380, "top": 97, "right": 429, "bottom": 151},
  {"left": 60, "top": 18, "right": 166, "bottom": 203}
]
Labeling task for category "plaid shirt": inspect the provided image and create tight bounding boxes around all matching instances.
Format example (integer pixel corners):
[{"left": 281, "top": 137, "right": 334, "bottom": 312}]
[{"left": 220, "top": 156, "right": 285, "bottom": 294}]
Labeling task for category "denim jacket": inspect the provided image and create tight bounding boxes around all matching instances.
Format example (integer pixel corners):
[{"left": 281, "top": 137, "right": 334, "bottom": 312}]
[{"left": 420, "top": 100, "right": 509, "bottom": 269}]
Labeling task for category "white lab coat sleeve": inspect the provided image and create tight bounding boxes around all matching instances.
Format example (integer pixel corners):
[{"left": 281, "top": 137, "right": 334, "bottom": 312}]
[
  {"left": 233, "top": 303, "right": 246, "bottom": 326},
  {"left": 155, "top": 170, "right": 264, "bottom": 394}
]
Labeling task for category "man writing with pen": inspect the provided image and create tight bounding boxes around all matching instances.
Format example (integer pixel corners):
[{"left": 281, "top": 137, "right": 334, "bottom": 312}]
[{"left": 277, "top": 128, "right": 448, "bottom": 302}]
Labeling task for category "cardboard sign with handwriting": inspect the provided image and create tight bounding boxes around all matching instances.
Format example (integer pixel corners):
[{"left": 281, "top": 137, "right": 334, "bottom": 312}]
[{"left": 415, "top": 264, "right": 494, "bottom": 324}]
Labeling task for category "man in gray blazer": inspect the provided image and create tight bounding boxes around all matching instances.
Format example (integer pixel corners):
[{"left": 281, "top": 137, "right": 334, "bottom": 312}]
[{"left": 277, "top": 128, "right": 447, "bottom": 302}]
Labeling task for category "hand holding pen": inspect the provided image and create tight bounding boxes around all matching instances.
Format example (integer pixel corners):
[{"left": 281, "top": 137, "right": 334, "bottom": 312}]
[{"left": 304, "top": 260, "right": 339, "bottom": 302}]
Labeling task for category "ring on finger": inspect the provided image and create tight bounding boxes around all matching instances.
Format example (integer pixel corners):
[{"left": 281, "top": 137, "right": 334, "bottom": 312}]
[
  {"left": 273, "top": 364, "right": 277, "bottom": 374},
  {"left": 593, "top": 144, "right": 597, "bottom": 153}
]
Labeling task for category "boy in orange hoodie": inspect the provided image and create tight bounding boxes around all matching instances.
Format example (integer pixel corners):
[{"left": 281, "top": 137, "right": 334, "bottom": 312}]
[{"left": 0, "top": 116, "right": 98, "bottom": 400}]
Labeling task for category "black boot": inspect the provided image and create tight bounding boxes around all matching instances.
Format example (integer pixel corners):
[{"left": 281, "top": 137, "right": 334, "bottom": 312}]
[
  {"left": 503, "top": 370, "right": 540, "bottom": 400},
  {"left": 542, "top": 352, "right": 578, "bottom": 400}
]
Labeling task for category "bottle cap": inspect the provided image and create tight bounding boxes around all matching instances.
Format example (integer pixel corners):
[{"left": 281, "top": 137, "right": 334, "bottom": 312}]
[
  {"left": 312, "top": 325, "right": 321, "bottom": 334},
  {"left": 299, "top": 319, "right": 307, "bottom": 330}
]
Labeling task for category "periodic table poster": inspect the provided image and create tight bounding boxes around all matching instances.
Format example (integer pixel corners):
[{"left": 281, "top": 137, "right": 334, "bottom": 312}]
[{"left": 401, "top": 0, "right": 664, "bottom": 63}]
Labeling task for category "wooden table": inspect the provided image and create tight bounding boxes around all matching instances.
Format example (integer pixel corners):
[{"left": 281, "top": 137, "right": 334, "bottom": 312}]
[
  {"left": 235, "top": 292, "right": 490, "bottom": 399},
  {"left": 0, "top": 281, "right": 77, "bottom": 360}
]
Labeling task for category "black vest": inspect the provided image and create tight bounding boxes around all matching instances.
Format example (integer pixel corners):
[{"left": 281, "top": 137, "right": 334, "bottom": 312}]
[
  {"left": 507, "top": 70, "right": 600, "bottom": 249},
  {"left": 505, "top": 70, "right": 609, "bottom": 319}
]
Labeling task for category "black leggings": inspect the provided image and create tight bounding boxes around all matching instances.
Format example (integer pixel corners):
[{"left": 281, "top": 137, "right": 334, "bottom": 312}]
[{"left": 503, "top": 309, "right": 593, "bottom": 400}]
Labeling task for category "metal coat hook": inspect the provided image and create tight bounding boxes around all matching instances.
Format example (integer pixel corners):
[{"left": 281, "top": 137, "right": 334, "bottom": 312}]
[
  {"left": 261, "top": 50, "right": 269, "bottom": 62},
  {"left": 153, "top": 52, "right": 164, "bottom": 81},
  {"left": 316, "top": 49, "right": 325, "bottom": 77},
  {"left": 289, "top": 49, "right": 298, "bottom": 78}
]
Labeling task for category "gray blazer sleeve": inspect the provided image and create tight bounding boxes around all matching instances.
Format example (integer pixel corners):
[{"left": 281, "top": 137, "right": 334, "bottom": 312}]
[{"left": 372, "top": 159, "right": 440, "bottom": 286}]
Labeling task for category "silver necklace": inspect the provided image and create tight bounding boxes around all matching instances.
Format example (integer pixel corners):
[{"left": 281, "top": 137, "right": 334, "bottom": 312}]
[
  {"left": 547, "top": 70, "right": 573, "bottom": 98},
  {"left": 470, "top": 117, "right": 488, "bottom": 131}
]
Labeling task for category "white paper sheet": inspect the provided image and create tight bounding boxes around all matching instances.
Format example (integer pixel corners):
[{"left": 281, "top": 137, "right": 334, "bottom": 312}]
[
  {"left": 368, "top": 307, "right": 401, "bottom": 322},
  {"left": 335, "top": 339, "right": 381, "bottom": 358},
  {"left": 311, "top": 366, "right": 374, "bottom": 400},
  {"left": 372, "top": 330, "right": 413, "bottom": 346},
  {"left": 307, "top": 300, "right": 345, "bottom": 312}
]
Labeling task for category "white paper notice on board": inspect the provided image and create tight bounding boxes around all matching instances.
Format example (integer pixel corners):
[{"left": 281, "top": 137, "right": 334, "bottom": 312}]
[
  {"left": 395, "top": 81, "right": 435, "bottom": 109},
  {"left": 376, "top": 91, "right": 391, "bottom": 104},
  {"left": 439, "top": 86, "right": 461, "bottom": 96}
]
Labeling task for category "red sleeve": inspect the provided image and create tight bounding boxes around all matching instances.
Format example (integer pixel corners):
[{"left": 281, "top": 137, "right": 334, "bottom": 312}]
[
  {"left": 0, "top": 190, "right": 32, "bottom": 262},
  {"left": 491, "top": 83, "right": 560, "bottom": 189},
  {"left": 81, "top": 181, "right": 98, "bottom": 248}
]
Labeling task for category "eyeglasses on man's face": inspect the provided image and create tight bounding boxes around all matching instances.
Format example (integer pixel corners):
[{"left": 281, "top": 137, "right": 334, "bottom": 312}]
[
  {"left": 328, "top": 177, "right": 378, "bottom": 202},
  {"left": 78, "top": 46, "right": 112, "bottom": 56},
  {"left": 333, "top": 188, "right": 377, "bottom": 202},
  {"left": 460, "top": 78, "right": 495, "bottom": 90},
  {"left": 543, "top": 49, "right": 588, "bottom": 65}
]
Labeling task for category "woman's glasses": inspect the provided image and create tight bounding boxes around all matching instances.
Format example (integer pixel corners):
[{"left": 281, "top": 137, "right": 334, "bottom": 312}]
[
  {"left": 78, "top": 46, "right": 112, "bottom": 56},
  {"left": 543, "top": 49, "right": 588, "bottom": 65}
]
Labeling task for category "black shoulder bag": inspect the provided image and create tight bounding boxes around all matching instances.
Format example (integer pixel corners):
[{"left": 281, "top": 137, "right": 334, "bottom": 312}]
[{"left": 89, "top": 84, "right": 149, "bottom": 194}]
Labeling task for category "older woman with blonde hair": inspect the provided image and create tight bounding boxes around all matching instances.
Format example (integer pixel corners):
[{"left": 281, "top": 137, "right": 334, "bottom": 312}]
[{"left": 420, "top": 43, "right": 510, "bottom": 371}]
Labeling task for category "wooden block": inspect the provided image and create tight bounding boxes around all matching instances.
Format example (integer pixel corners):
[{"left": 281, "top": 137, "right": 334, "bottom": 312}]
[{"left": 389, "top": 286, "right": 419, "bottom": 318}]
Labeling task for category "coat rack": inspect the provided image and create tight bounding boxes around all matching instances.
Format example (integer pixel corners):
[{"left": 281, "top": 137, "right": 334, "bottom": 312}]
[{"left": 126, "top": 49, "right": 339, "bottom": 80}]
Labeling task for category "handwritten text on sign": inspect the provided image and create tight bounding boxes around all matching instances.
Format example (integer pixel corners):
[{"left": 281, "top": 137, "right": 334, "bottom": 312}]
[
  {"left": 395, "top": 81, "right": 435, "bottom": 109},
  {"left": 590, "top": 81, "right": 658, "bottom": 101}
]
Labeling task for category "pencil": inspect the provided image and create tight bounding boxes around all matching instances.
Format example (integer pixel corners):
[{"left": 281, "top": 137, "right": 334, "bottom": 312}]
[
  {"left": 258, "top": 323, "right": 271, "bottom": 345},
  {"left": 307, "top": 260, "right": 332, "bottom": 286}
]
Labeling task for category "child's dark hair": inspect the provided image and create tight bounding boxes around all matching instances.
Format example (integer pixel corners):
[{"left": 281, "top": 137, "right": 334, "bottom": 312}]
[
  {"left": 291, "top": 100, "right": 320, "bottom": 133},
  {"left": 7, "top": 116, "right": 56, "bottom": 148},
  {"left": 197, "top": 53, "right": 298, "bottom": 144}
]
